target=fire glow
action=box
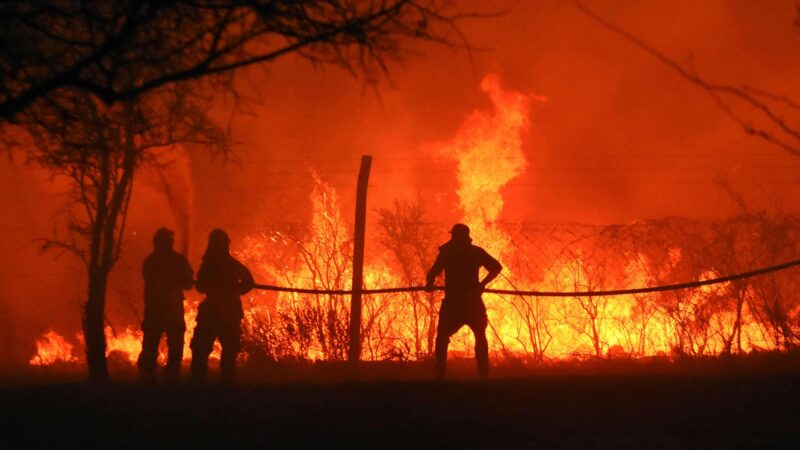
[29,74,800,368]
[29,331,78,366]
[30,302,221,366]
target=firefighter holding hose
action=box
[425,223,502,380]
[190,229,254,385]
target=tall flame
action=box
[27,73,797,369]
[437,73,539,258]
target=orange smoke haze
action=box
[3,1,800,367]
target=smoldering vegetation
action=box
[18,197,800,375]
[235,211,800,365]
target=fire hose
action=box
[252,257,800,298]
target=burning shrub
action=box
[29,331,78,366]
[27,75,800,369]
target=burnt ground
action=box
[1,361,799,449]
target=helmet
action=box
[153,227,174,249]
[450,223,471,242]
[207,228,231,253]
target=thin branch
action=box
[573,0,800,157]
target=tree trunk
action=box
[735,293,743,354]
[591,321,602,359]
[81,101,137,383]
[426,295,437,358]
[84,266,109,384]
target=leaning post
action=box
[348,155,372,363]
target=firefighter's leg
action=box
[218,321,242,385]
[434,333,448,379]
[137,327,161,383]
[435,304,463,380]
[470,324,490,379]
[190,320,215,385]
[165,327,185,384]
[468,302,490,379]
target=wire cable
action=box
[252,257,800,298]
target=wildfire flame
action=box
[29,331,78,365]
[437,73,538,259]
[29,73,796,368]
[30,302,221,367]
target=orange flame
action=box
[29,330,78,365]
[437,73,540,258]
[103,301,220,365]
[29,73,794,368]
[29,301,221,367]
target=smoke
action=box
[0,159,84,364]
[217,0,800,225]
[149,145,194,256]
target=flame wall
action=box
[5,0,800,368]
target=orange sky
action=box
[185,0,800,230]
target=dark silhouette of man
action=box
[190,229,254,385]
[425,223,502,380]
[137,227,194,384]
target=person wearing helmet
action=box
[190,229,254,385]
[138,227,194,384]
[425,223,502,380]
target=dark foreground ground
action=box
[0,376,800,449]
[1,366,799,449]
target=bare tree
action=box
[0,0,477,121]
[735,213,800,352]
[1,0,479,382]
[9,88,228,383]
[242,177,352,361]
[570,2,800,353]
[499,291,553,363]
[376,199,438,359]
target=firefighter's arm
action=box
[181,257,194,291]
[238,263,255,295]
[195,264,209,294]
[479,251,502,290]
[425,253,444,292]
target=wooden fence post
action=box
[348,155,372,363]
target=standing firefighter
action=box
[425,224,502,380]
[138,227,194,384]
[190,229,254,385]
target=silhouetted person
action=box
[425,224,502,380]
[190,229,254,385]
[137,227,194,384]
